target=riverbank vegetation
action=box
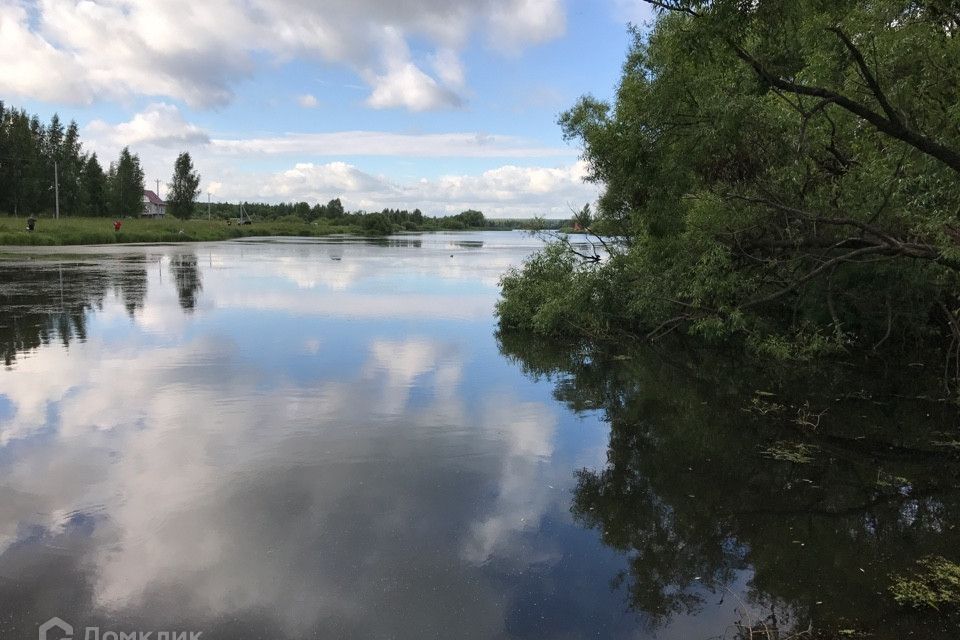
[498,0,960,369]
[0,216,355,245]
[0,212,555,246]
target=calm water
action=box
[1,232,958,639]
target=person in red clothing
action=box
[113,220,122,232]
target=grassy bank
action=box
[0,216,360,246]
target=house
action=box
[142,190,166,218]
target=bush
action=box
[361,213,394,236]
[497,242,625,337]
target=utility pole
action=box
[54,160,60,219]
[207,192,211,219]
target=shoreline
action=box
[0,217,360,247]
[0,216,541,247]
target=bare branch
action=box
[745,245,892,307]
[641,0,700,17]
[828,27,903,126]
[729,42,960,173]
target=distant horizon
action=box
[1,0,655,216]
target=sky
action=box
[1,0,655,217]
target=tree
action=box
[500,0,960,364]
[323,197,345,218]
[108,147,145,217]
[79,153,108,216]
[59,121,83,214]
[41,114,63,214]
[456,209,485,227]
[167,152,201,219]
[361,212,393,235]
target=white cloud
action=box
[487,0,566,53]
[0,3,92,103]
[366,61,462,111]
[81,105,595,216]
[227,160,599,216]
[297,94,319,108]
[363,27,462,111]
[87,103,210,148]
[209,130,569,158]
[260,161,387,199]
[430,48,466,90]
[1,0,567,111]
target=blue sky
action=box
[1,0,654,216]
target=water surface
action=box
[1,232,957,639]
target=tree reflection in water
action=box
[498,331,960,638]
[170,252,203,312]
[1,256,146,366]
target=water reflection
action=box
[498,332,960,638]
[1,259,109,366]
[170,252,202,312]
[1,234,622,639]
[115,256,149,318]
[2,234,956,639]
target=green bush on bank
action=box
[498,1,960,363]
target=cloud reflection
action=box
[0,326,562,637]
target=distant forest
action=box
[0,102,146,218]
[0,102,562,231]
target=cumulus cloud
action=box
[487,0,566,53]
[227,160,599,216]
[81,104,595,216]
[1,0,567,111]
[366,62,462,111]
[363,24,463,111]
[0,3,92,103]
[259,162,388,200]
[87,103,210,148]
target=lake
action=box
[1,232,958,639]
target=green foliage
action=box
[498,243,627,336]
[890,556,960,610]
[361,212,394,236]
[501,1,960,362]
[760,441,818,464]
[167,152,201,219]
[0,105,74,216]
[0,216,356,245]
[107,147,145,217]
[455,209,485,227]
[79,154,108,216]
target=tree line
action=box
[0,102,558,229]
[178,199,555,231]
[499,0,960,367]
[0,102,146,217]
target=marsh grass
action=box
[0,216,359,246]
